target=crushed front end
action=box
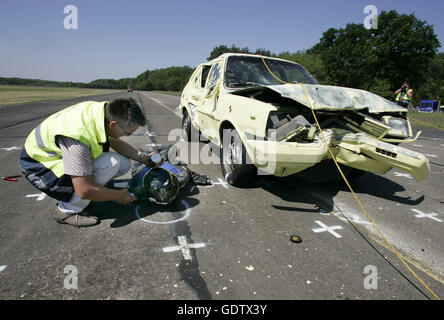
[235,84,430,182]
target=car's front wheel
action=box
[221,128,257,187]
[182,110,192,142]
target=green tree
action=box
[277,50,328,84]
[309,23,374,88]
[207,45,250,61]
[414,52,444,104]
[309,10,440,100]
[371,10,441,90]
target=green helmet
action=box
[131,167,180,205]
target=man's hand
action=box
[71,175,137,205]
[116,189,137,205]
[138,151,163,167]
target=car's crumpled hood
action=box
[232,83,406,114]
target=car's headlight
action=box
[382,116,409,138]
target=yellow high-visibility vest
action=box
[396,89,413,102]
[23,101,108,178]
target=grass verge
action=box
[0,85,122,107]
[407,111,444,130]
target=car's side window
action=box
[206,62,222,91]
[192,67,202,89]
[201,65,211,88]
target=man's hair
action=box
[105,98,146,129]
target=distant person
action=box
[394,81,413,109]
[19,98,159,228]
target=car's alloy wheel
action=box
[221,128,256,187]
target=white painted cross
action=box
[394,172,412,179]
[162,236,206,260]
[411,209,442,223]
[1,146,21,151]
[312,220,343,238]
[26,193,47,201]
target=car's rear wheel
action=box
[221,128,257,187]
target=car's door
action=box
[197,60,223,141]
[185,64,211,128]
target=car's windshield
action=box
[225,55,317,88]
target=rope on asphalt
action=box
[261,57,440,300]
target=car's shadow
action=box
[251,171,424,214]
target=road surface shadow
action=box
[248,170,425,214]
[88,181,201,228]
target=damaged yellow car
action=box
[179,53,430,186]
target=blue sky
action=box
[1,0,443,82]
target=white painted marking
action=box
[411,209,442,223]
[412,144,422,147]
[216,178,230,189]
[312,220,343,238]
[145,131,157,137]
[142,93,181,118]
[200,177,230,189]
[113,182,130,188]
[0,265,6,272]
[162,236,206,260]
[337,212,372,225]
[440,144,444,147]
[26,193,46,201]
[1,146,21,151]
[135,199,191,224]
[425,154,438,158]
[394,172,412,179]
[319,208,330,216]
[145,143,162,148]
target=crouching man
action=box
[19,98,157,228]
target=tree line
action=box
[1,10,442,105]
[0,66,194,92]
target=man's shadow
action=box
[88,180,200,228]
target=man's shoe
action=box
[54,207,99,228]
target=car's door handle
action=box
[250,114,257,120]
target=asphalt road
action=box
[0,91,443,300]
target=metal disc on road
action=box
[290,235,302,243]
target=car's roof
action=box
[208,53,303,66]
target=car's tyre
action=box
[221,128,257,187]
[182,110,192,142]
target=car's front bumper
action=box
[245,131,430,181]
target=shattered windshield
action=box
[225,55,318,88]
